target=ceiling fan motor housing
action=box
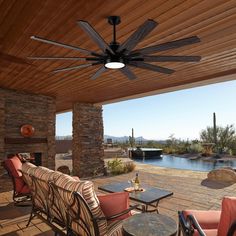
[108,16,121,26]
[105,40,126,69]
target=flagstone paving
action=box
[1,163,235,235]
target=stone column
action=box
[72,103,105,178]
[46,98,56,170]
[0,91,5,174]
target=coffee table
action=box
[98,182,173,213]
[122,213,177,236]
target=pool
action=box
[135,155,236,172]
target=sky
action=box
[56,80,236,140]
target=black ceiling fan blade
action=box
[129,61,174,74]
[53,63,92,73]
[31,36,98,55]
[142,55,201,62]
[28,56,88,61]
[27,56,102,61]
[117,19,158,53]
[132,36,201,55]
[120,66,137,80]
[78,20,114,55]
[91,66,106,80]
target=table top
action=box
[98,182,173,204]
[122,213,177,236]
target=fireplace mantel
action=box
[5,138,47,144]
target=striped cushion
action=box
[34,167,62,182]
[71,198,97,236]
[50,174,76,224]
[32,167,62,211]
[21,162,37,188]
[107,220,124,236]
[21,164,113,235]
[54,175,107,236]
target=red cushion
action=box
[4,156,26,193]
[193,229,217,236]
[4,156,22,178]
[217,197,236,236]
[14,176,27,193]
[20,184,31,194]
[98,192,131,221]
[183,210,221,229]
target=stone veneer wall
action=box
[0,88,56,175]
[72,103,105,178]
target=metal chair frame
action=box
[23,171,139,236]
[178,211,236,236]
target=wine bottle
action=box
[134,173,140,191]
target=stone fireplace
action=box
[0,88,56,175]
[6,152,42,166]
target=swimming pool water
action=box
[135,155,236,172]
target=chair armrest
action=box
[186,214,206,236]
[178,211,193,236]
[227,220,236,236]
[96,204,140,221]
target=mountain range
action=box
[104,135,147,143]
[56,135,166,144]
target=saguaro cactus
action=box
[213,112,218,152]
[129,128,135,148]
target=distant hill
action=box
[56,135,72,140]
[104,135,166,144]
[104,135,147,143]
[56,135,166,144]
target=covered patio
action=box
[1,164,235,235]
[0,0,236,177]
[0,0,236,235]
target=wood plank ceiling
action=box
[0,0,236,112]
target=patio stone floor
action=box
[1,163,236,235]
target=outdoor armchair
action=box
[3,156,31,205]
[178,196,236,236]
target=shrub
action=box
[188,143,203,154]
[163,147,175,154]
[107,158,124,175]
[107,158,135,175]
[124,162,136,172]
[230,148,236,156]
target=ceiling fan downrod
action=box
[108,16,121,50]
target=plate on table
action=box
[124,187,145,192]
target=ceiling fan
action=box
[28,16,201,80]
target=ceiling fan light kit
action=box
[105,60,125,69]
[29,16,201,80]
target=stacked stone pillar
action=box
[0,93,5,174]
[46,99,56,170]
[72,103,105,178]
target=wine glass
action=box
[128,179,134,189]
